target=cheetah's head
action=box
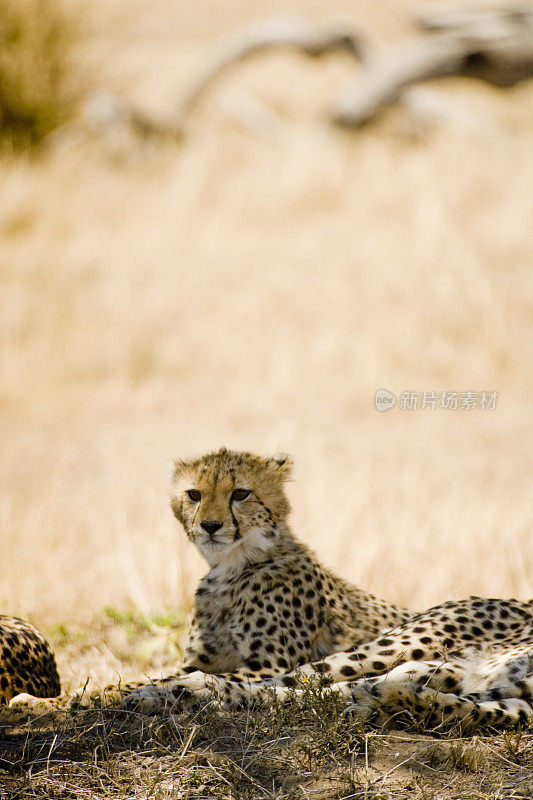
[170,448,293,569]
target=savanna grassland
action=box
[0,0,532,797]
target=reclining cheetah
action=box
[4,448,533,730]
[0,615,60,703]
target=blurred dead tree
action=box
[335,4,533,127]
[83,3,533,140]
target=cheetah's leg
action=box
[122,668,299,714]
[341,659,533,729]
[347,680,533,729]
[121,632,399,713]
[342,658,468,723]
[345,658,464,708]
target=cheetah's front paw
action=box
[123,681,209,715]
[123,672,218,715]
[2,693,62,724]
[344,681,380,721]
[122,684,182,714]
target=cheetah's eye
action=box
[187,489,201,502]
[231,489,250,502]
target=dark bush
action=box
[0,0,82,148]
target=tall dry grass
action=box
[0,0,532,637]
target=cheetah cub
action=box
[120,448,409,714]
[172,448,409,680]
[171,448,409,680]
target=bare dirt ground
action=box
[1,0,532,797]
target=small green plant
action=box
[48,621,89,644]
[502,728,526,762]
[104,605,185,635]
[48,621,71,643]
[448,740,483,772]
[269,675,370,769]
[0,0,83,148]
[104,605,187,660]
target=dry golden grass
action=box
[0,0,532,688]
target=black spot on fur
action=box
[340,665,357,677]
[312,662,331,674]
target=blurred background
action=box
[0,0,532,682]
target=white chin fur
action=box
[197,527,276,573]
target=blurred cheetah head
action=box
[170,448,293,569]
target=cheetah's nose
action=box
[201,520,223,535]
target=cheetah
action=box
[121,448,533,730]
[4,449,533,731]
[0,615,60,703]
[168,449,410,678]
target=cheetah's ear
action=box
[169,458,188,484]
[267,452,294,481]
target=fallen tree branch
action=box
[176,14,368,123]
[334,4,533,126]
[79,15,368,142]
[77,5,533,141]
